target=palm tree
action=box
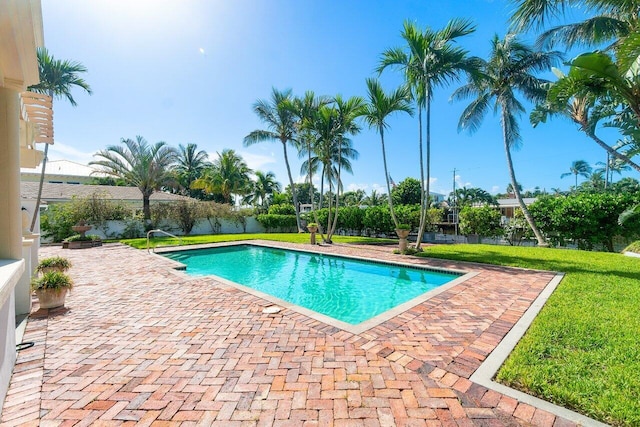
[90,136,177,224]
[193,149,252,205]
[531,68,640,174]
[27,47,92,231]
[292,91,331,232]
[244,88,303,231]
[454,34,561,247]
[363,189,387,207]
[173,143,210,197]
[245,170,281,211]
[510,0,639,60]
[561,160,593,189]
[596,154,632,187]
[378,19,478,249]
[362,78,413,228]
[301,97,363,242]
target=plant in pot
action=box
[307,222,319,245]
[36,256,72,274]
[395,224,411,252]
[31,271,73,309]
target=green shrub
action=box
[256,214,297,232]
[268,204,296,215]
[530,193,640,251]
[459,206,502,237]
[36,257,71,273]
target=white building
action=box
[21,159,107,184]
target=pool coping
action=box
[154,240,478,335]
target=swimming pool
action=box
[164,244,466,327]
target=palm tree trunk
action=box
[282,141,303,232]
[586,129,640,173]
[415,96,431,250]
[415,106,425,236]
[30,89,55,232]
[380,127,399,228]
[502,113,547,247]
[143,192,152,229]
[329,144,343,240]
[29,142,49,232]
[326,172,333,244]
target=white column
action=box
[0,87,22,260]
[0,86,21,413]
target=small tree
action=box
[459,206,502,237]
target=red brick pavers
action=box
[1,241,578,426]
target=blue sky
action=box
[41,0,632,196]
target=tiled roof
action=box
[20,181,192,202]
[20,160,107,177]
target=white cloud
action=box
[491,185,500,194]
[236,150,276,171]
[46,141,96,165]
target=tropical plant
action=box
[363,189,387,207]
[91,136,177,224]
[172,143,210,198]
[341,190,366,207]
[596,155,631,188]
[244,170,281,212]
[561,160,593,189]
[192,149,252,205]
[378,18,478,249]
[454,34,561,247]
[509,0,640,62]
[531,68,640,174]
[300,96,364,243]
[291,91,331,232]
[31,271,73,291]
[244,88,303,231]
[27,47,92,232]
[36,257,72,273]
[362,78,413,228]
[453,187,498,207]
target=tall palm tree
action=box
[245,170,281,211]
[90,136,177,224]
[362,78,413,228]
[193,149,252,205]
[292,91,331,232]
[454,34,561,247]
[173,143,210,197]
[244,88,303,231]
[27,47,92,231]
[561,160,593,189]
[300,98,363,242]
[596,155,631,187]
[378,19,478,249]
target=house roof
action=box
[20,181,192,203]
[496,198,537,208]
[20,159,107,178]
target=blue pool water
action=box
[165,245,459,325]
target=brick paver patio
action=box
[1,241,579,426]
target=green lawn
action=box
[120,232,396,250]
[417,244,640,426]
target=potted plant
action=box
[31,271,73,309]
[307,222,319,245]
[36,256,72,274]
[395,224,411,252]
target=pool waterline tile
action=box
[158,241,477,334]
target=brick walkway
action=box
[1,241,577,426]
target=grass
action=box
[624,240,640,253]
[416,244,640,426]
[120,232,397,250]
